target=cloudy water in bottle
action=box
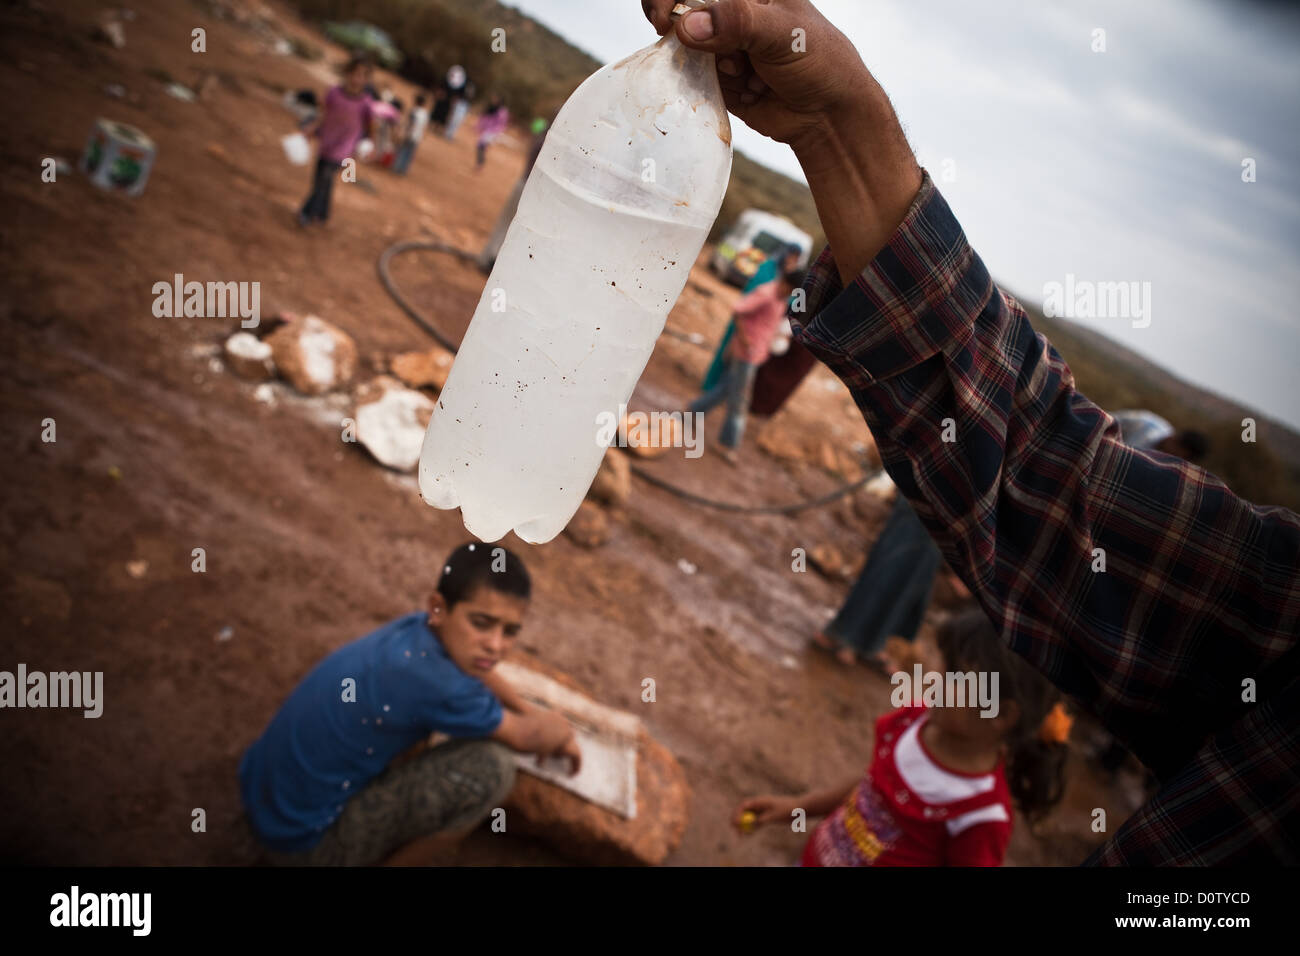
[418,10,732,543]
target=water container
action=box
[418,24,732,543]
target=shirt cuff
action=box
[792,170,994,384]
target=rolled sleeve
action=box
[792,172,992,385]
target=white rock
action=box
[353,377,436,473]
[224,332,275,381]
[864,470,897,502]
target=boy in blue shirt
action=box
[240,542,578,865]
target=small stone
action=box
[223,332,275,381]
[864,470,897,503]
[563,501,609,548]
[390,348,454,391]
[94,18,126,49]
[620,411,680,459]
[587,448,631,507]
[808,544,852,580]
[756,424,806,465]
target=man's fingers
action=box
[716,53,743,76]
[673,0,763,54]
[642,0,675,35]
[717,68,753,94]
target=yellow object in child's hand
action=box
[739,811,757,835]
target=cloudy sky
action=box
[507,0,1300,428]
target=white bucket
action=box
[280,131,312,166]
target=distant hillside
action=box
[289,0,824,245]
[290,0,1298,511]
[1020,301,1300,511]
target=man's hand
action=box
[641,0,922,282]
[643,0,867,149]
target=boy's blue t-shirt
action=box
[239,612,504,852]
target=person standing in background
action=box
[442,65,472,141]
[474,95,510,169]
[688,267,805,459]
[700,243,803,395]
[430,84,451,131]
[813,495,948,668]
[392,93,430,176]
[297,54,375,227]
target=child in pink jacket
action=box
[475,96,509,169]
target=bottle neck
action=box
[670,0,710,18]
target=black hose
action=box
[377,239,479,353]
[377,239,878,515]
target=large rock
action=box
[267,314,357,395]
[223,332,275,381]
[756,422,806,466]
[563,501,609,548]
[816,439,865,480]
[587,448,631,507]
[353,376,435,472]
[499,658,690,866]
[391,347,455,391]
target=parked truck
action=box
[710,209,812,288]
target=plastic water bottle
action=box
[418,16,733,543]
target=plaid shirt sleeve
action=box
[790,170,1300,864]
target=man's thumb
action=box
[674,0,764,54]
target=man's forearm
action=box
[791,96,923,286]
[790,173,1300,783]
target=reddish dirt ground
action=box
[0,0,1142,865]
